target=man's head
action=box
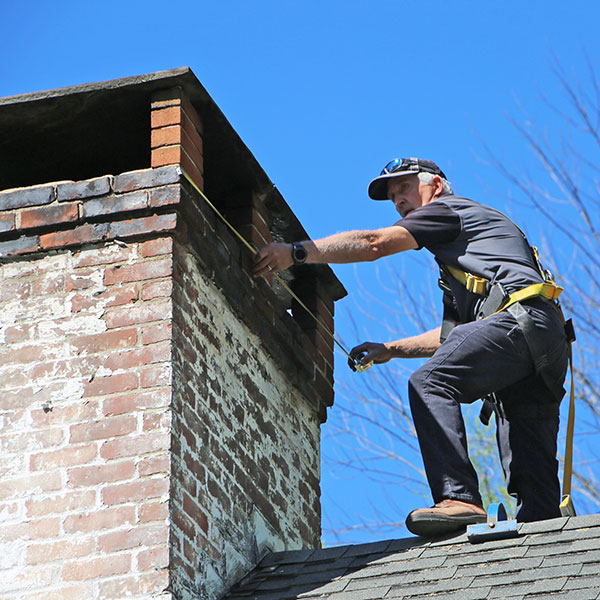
[368,158,453,217]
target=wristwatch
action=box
[291,242,308,265]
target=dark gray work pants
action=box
[408,299,569,522]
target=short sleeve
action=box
[397,201,461,248]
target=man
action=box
[253,158,569,537]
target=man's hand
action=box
[349,342,393,370]
[253,243,293,279]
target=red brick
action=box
[152,145,182,167]
[138,546,169,571]
[182,94,204,135]
[102,389,171,416]
[22,584,93,600]
[84,372,139,397]
[141,364,171,388]
[69,415,137,443]
[100,431,170,460]
[183,492,209,534]
[63,506,135,533]
[103,342,171,371]
[68,459,136,487]
[20,202,80,229]
[151,125,181,148]
[180,152,204,191]
[26,537,95,565]
[40,222,110,250]
[104,299,172,329]
[62,554,131,581]
[101,477,169,505]
[141,236,173,257]
[104,256,172,285]
[30,444,97,471]
[26,490,96,517]
[151,106,181,128]
[142,279,172,300]
[98,523,168,552]
[181,129,204,173]
[139,499,169,523]
[141,322,172,346]
[138,454,170,476]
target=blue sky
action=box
[2,1,599,545]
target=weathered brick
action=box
[141,236,173,257]
[0,212,16,232]
[63,506,136,533]
[56,176,111,201]
[71,328,137,354]
[139,454,170,476]
[26,537,95,565]
[0,234,41,256]
[103,341,171,371]
[100,431,170,460]
[84,372,139,397]
[141,322,172,345]
[0,185,53,210]
[0,471,62,501]
[1,517,61,542]
[26,490,96,517]
[138,546,169,571]
[141,364,171,388]
[69,415,137,443]
[81,191,148,218]
[102,389,171,416]
[62,554,131,581]
[40,222,110,250]
[109,212,178,240]
[104,299,172,329]
[112,166,181,193]
[149,184,181,208]
[29,444,98,472]
[71,285,138,312]
[98,523,168,553]
[138,500,169,524]
[142,279,172,300]
[101,478,169,505]
[20,202,80,229]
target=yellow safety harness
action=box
[443,258,576,516]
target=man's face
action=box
[387,174,431,218]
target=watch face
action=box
[293,243,307,264]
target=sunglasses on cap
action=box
[380,158,447,180]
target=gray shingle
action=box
[224,513,600,600]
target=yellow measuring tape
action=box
[180,171,371,372]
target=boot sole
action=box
[406,512,487,537]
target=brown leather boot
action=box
[406,499,487,537]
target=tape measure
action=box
[181,171,371,373]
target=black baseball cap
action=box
[368,157,448,200]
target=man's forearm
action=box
[384,327,442,358]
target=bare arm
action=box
[350,328,442,368]
[253,226,418,277]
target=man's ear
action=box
[430,175,445,199]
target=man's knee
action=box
[408,367,429,405]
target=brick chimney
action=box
[0,69,346,600]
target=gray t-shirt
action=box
[398,195,544,323]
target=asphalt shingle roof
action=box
[225,514,600,600]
